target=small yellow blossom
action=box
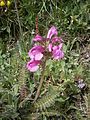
[7,1,11,7]
[0,1,5,6]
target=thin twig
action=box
[14,0,22,38]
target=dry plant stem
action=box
[14,0,22,38]
[14,0,24,55]
[33,61,46,103]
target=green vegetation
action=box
[0,0,89,120]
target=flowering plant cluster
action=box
[27,26,64,72]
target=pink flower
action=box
[28,45,45,60]
[48,43,64,59]
[52,44,64,59]
[52,49,64,60]
[27,26,64,72]
[47,26,58,39]
[33,34,43,42]
[26,60,41,72]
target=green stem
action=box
[33,60,46,103]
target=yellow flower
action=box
[0,1,5,6]
[7,1,11,7]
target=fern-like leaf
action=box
[34,86,60,111]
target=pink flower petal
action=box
[52,44,63,51]
[48,43,52,52]
[52,49,64,60]
[59,43,63,49]
[30,45,45,53]
[29,66,39,72]
[33,34,43,41]
[35,53,43,60]
[26,60,40,72]
[47,26,58,39]
[52,37,62,43]
[53,45,58,51]
[28,45,45,59]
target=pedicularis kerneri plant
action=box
[27,26,64,72]
[26,26,64,102]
